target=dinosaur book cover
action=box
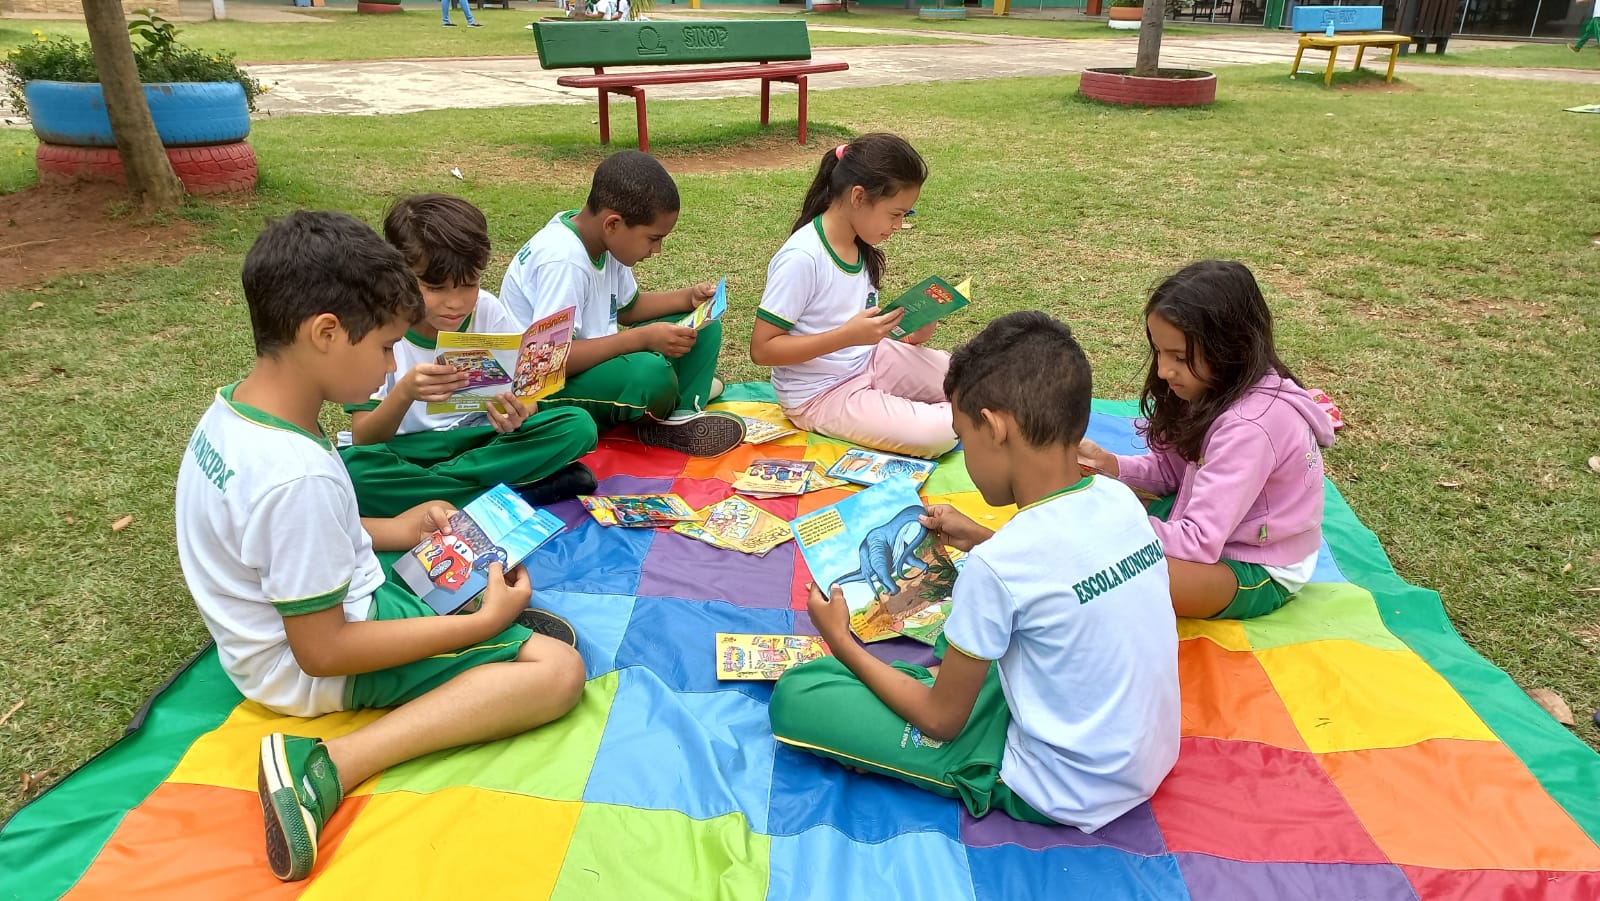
[790,477,963,643]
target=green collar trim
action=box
[404,311,473,350]
[219,382,331,449]
[561,210,606,271]
[813,216,862,275]
[1018,475,1094,512]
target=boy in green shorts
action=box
[769,312,1181,831]
[499,150,745,457]
[176,211,586,882]
[341,194,600,518]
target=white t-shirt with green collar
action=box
[756,217,878,408]
[345,289,516,435]
[499,210,639,337]
[176,385,386,717]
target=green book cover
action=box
[881,275,971,340]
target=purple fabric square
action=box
[1175,854,1419,901]
[961,801,1167,857]
[637,530,797,607]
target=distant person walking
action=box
[1572,0,1600,51]
[443,0,482,27]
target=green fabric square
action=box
[1242,583,1407,652]
[925,451,976,496]
[373,670,620,801]
[553,805,770,900]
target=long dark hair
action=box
[1139,260,1298,462]
[791,133,926,290]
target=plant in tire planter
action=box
[358,0,405,13]
[1079,0,1216,108]
[2,11,264,193]
[1107,0,1143,29]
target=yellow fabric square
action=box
[707,401,807,447]
[1177,618,1251,652]
[302,788,581,899]
[165,701,385,794]
[928,489,1015,531]
[1256,640,1496,753]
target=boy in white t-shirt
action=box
[500,151,744,457]
[770,311,1181,831]
[176,211,585,882]
[341,194,599,518]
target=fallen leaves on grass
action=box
[110,515,133,533]
[1526,688,1575,726]
[1436,480,1462,489]
[0,699,22,728]
[1588,456,1600,475]
[27,301,43,311]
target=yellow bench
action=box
[1290,6,1411,87]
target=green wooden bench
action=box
[532,20,849,152]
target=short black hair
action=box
[242,210,425,357]
[383,194,492,287]
[944,311,1092,448]
[585,150,680,227]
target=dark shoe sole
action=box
[517,608,578,647]
[258,735,316,882]
[516,462,598,507]
[634,411,745,458]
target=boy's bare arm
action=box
[619,283,709,325]
[351,364,469,446]
[361,501,457,553]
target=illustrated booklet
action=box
[393,484,566,615]
[678,277,728,330]
[714,633,830,681]
[825,448,937,489]
[672,496,793,556]
[880,275,971,340]
[790,477,963,643]
[580,494,698,528]
[428,305,577,414]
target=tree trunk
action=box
[80,0,185,209]
[211,0,227,20]
[1134,0,1166,77]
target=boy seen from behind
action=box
[769,311,1181,831]
[176,211,585,882]
[499,151,745,457]
[342,194,599,518]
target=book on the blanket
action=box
[790,477,963,643]
[672,496,793,556]
[393,484,565,615]
[579,493,697,528]
[732,459,815,497]
[677,277,728,330]
[825,448,937,488]
[880,275,970,341]
[740,416,800,445]
[715,633,830,680]
[427,305,577,415]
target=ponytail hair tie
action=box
[834,144,847,161]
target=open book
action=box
[880,276,970,341]
[393,484,565,615]
[428,305,577,415]
[677,277,728,330]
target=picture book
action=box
[393,484,566,616]
[678,278,728,330]
[672,496,793,556]
[880,276,971,341]
[732,459,814,497]
[427,305,577,415]
[579,494,697,528]
[715,633,830,681]
[790,477,962,643]
[740,417,799,445]
[824,448,938,489]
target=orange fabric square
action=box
[1321,740,1600,871]
[1178,638,1307,751]
[679,442,805,482]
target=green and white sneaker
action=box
[258,733,343,882]
[634,409,745,458]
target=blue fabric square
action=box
[1312,540,1348,583]
[614,595,796,700]
[530,516,654,596]
[530,589,636,679]
[766,826,977,901]
[767,743,961,843]
[1085,409,1147,456]
[585,667,776,833]
[968,843,1192,900]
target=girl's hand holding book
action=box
[837,305,905,348]
[1077,438,1119,479]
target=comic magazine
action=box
[678,278,728,330]
[732,460,814,497]
[715,633,830,681]
[393,484,566,615]
[428,305,576,415]
[880,276,970,341]
[579,494,697,528]
[790,477,962,643]
[740,417,799,445]
[672,496,793,556]
[825,448,937,489]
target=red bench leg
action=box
[633,88,649,153]
[761,78,771,127]
[797,75,809,146]
[597,89,610,145]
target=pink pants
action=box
[787,339,957,459]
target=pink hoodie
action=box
[1114,372,1338,567]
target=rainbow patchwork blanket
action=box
[4,385,1598,900]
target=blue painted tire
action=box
[24,81,251,148]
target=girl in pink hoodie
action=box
[1080,261,1338,620]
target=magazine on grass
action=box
[427,305,576,415]
[789,477,963,643]
[393,484,565,615]
[880,276,970,340]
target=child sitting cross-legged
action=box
[341,194,600,518]
[176,211,586,882]
[769,311,1180,831]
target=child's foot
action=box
[517,608,579,647]
[709,377,725,402]
[1572,41,1581,52]
[258,733,343,882]
[469,21,483,27]
[516,462,598,507]
[443,20,457,26]
[635,410,745,457]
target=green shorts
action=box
[342,582,531,710]
[1146,494,1292,621]
[768,655,1055,825]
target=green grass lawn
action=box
[1405,42,1600,69]
[1,64,1597,821]
[688,7,1236,40]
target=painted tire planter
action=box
[1107,6,1143,29]
[918,7,968,18]
[23,81,250,148]
[357,1,404,12]
[36,141,258,195]
[1078,67,1216,107]
[809,1,845,10]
